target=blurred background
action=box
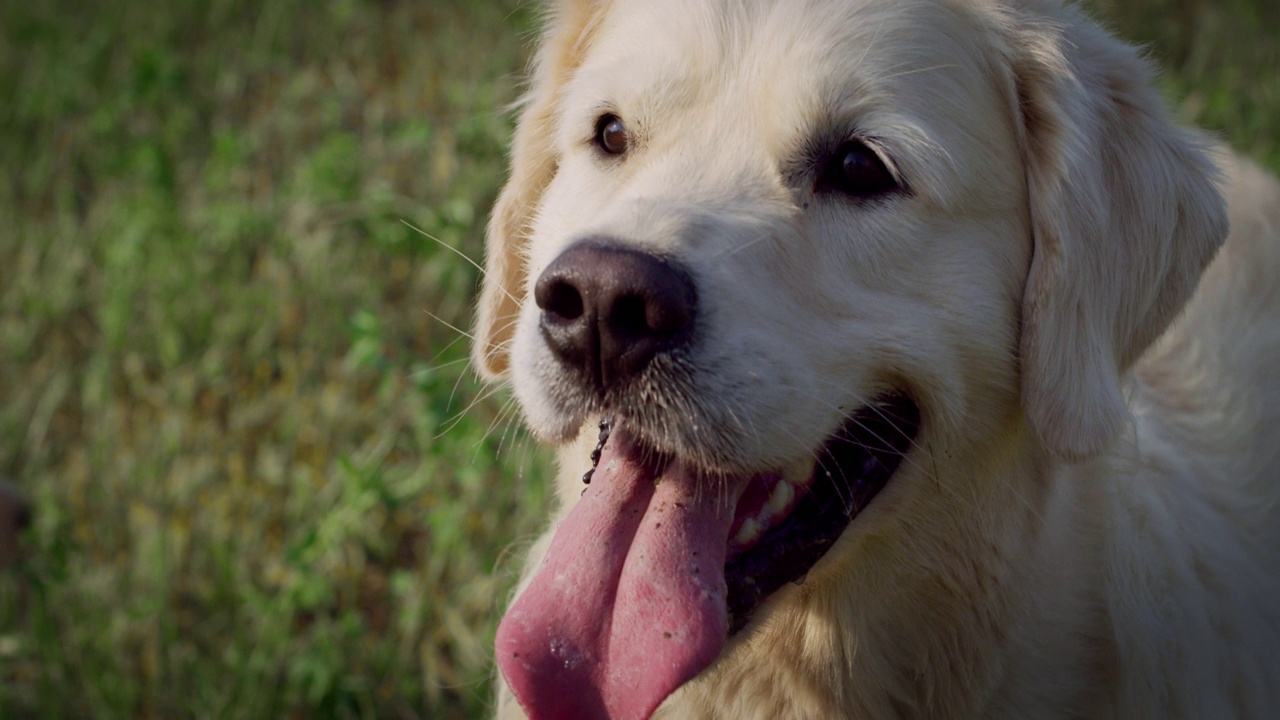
[0,0,1275,717]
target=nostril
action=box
[610,294,651,338]
[540,280,585,322]
[609,290,691,341]
[646,287,693,337]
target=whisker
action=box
[713,228,776,259]
[415,334,468,372]
[853,19,887,72]
[492,396,526,459]
[438,381,508,439]
[407,355,471,379]
[876,63,958,82]
[402,219,521,306]
[424,309,480,344]
[445,356,474,419]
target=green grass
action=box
[0,0,1275,718]
[0,1,552,717]
[1090,0,1280,170]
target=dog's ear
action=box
[473,1,605,380]
[1009,6,1228,460]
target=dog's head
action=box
[474,0,1226,717]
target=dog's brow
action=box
[783,119,856,183]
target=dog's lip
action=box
[723,393,921,633]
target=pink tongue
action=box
[495,433,739,720]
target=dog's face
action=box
[511,0,1029,470]
[475,0,1226,717]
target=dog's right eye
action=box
[816,139,900,199]
[594,114,630,156]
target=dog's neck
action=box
[1062,408,1280,717]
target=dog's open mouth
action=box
[496,394,920,720]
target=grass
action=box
[0,1,552,717]
[0,0,1275,718]
[1092,0,1280,170]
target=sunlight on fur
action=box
[472,0,1280,717]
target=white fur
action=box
[473,0,1280,717]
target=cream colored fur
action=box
[473,0,1280,717]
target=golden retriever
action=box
[471,0,1280,717]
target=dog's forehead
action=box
[588,2,991,99]
[568,0,1016,202]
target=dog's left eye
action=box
[817,140,899,198]
[594,114,630,156]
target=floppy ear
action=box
[1009,5,1228,459]
[472,1,606,380]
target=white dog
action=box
[472,0,1280,717]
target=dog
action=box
[470,0,1280,717]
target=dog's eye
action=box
[594,114,629,156]
[817,140,899,198]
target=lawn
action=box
[0,0,1275,718]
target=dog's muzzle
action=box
[534,239,697,394]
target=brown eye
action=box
[595,114,629,156]
[817,139,900,198]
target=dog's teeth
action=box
[734,518,762,548]
[766,481,794,514]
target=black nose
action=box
[534,240,696,392]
